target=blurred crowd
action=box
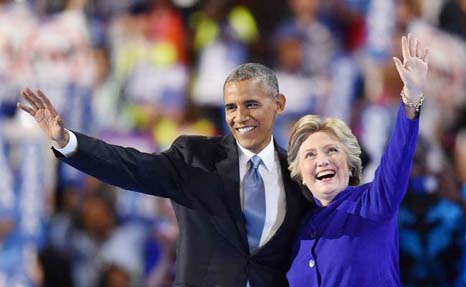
[0,0,465,286]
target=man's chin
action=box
[237,140,253,149]
[236,138,256,150]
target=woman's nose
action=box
[317,155,330,167]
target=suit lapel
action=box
[270,143,301,237]
[213,138,303,254]
[277,144,292,214]
[214,135,249,254]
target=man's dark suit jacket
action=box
[56,132,308,287]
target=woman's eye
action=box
[329,147,338,153]
[305,152,316,159]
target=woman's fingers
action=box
[408,33,416,58]
[403,34,428,66]
[415,39,422,58]
[423,48,429,66]
[393,57,407,83]
[401,36,409,65]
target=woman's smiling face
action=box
[298,131,350,206]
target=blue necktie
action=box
[243,155,266,252]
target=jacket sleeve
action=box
[361,101,419,220]
[55,132,189,203]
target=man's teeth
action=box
[238,127,255,133]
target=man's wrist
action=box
[53,130,78,156]
[56,130,70,148]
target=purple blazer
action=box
[287,102,419,287]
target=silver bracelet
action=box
[401,89,424,112]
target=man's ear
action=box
[275,94,286,115]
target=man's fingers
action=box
[21,89,39,109]
[37,89,57,115]
[22,88,44,109]
[17,103,36,116]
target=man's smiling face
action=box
[224,79,285,154]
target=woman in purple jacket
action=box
[286,33,429,287]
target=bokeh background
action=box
[0,0,465,286]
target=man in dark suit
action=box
[18,63,308,287]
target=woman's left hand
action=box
[393,33,429,102]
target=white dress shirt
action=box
[237,138,287,247]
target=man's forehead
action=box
[223,91,267,106]
[224,78,266,91]
[223,79,270,98]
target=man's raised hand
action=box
[17,88,69,147]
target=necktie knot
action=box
[250,155,262,170]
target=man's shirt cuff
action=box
[52,130,78,157]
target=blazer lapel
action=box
[214,135,249,254]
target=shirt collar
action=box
[237,137,276,172]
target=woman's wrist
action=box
[401,86,424,113]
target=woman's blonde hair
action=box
[288,114,362,186]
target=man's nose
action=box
[235,107,250,122]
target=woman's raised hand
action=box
[393,33,429,102]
